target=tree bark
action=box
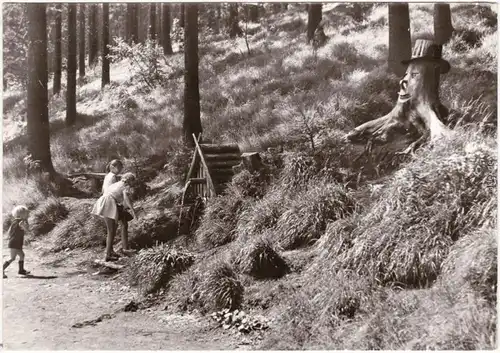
[307,4,322,43]
[179,4,185,28]
[27,3,55,173]
[162,3,173,55]
[434,4,454,45]
[388,3,412,77]
[126,3,133,43]
[346,60,451,153]
[89,4,99,67]
[79,4,86,77]
[229,3,243,38]
[53,3,62,95]
[248,4,259,22]
[66,3,77,126]
[101,3,110,88]
[149,3,156,41]
[183,4,202,146]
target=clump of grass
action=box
[274,180,357,250]
[236,236,289,279]
[440,226,497,303]
[50,200,107,251]
[128,208,183,249]
[127,244,194,295]
[29,197,69,238]
[201,261,244,311]
[195,186,252,249]
[278,152,320,191]
[236,186,290,242]
[338,132,497,288]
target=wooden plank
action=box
[211,169,234,178]
[205,153,241,162]
[199,144,240,154]
[184,134,202,185]
[188,178,207,184]
[67,172,107,179]
[206,160,242,169]
[193,133,217,198]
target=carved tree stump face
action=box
[346,59,449,147]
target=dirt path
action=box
[2,247,252,350]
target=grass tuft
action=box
[29,197,69,238]
[236,236,289,279]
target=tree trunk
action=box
[53,3,62,95]
[434,4,454,45]
[229,3,243,38]
[162,3,173,55]
[248,4,259,22]
[132,4,139,43]
[346,60,451,153]
[183,4,202,146]
[27,3,55,173]
[307,4,322,43]
[79,4,86,77]
[66,3,77,126]
[89,4,99,67]
[157,4,162,46]
[388,3,412,77]
[149,3,156,41]
[179,3,185,28]
[101,3,110,88]
[352,3,363,22]
[126,3,133,43]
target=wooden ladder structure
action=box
[182,134,241,203]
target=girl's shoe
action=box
[3,273,7,278]
[105,255,120,262]
[18,269,31,275]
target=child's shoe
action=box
[3,273,7,278]
[18,260,30,275]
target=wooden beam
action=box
[193,133,217,197]
[199,144,240,154]
[94,259,124,270]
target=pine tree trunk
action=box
[179,4,185,28]
[307,4,322,43]
[229,3,242,38]
[53,3,62,95]
[388,3,412,77]
[101,3,110,88]
[162,3,173,55]
[434,4,453,45]
[248,4,259,22]
[149,4,156,41]
[132,4,139,43]
[183,3,202,146]
[158,3,163,46]
[66,3,77,126]
[89,4,99,67]
[27,3,55,173]
[126,3,133,43]
[79,4,86,77]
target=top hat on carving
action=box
[401,39,451,74]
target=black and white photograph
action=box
[2,1,497,350]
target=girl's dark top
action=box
[7,218,25,249]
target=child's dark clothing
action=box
[7,218,25,250]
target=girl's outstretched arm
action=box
[122,191,137,219]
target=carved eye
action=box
[410,73,418,78]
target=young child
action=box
[92,172,137,261]
[3,205,31,278]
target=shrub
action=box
[127,244,194,295]
[236,237,289,279]
[195,187,252,249]
[274,180,357,250]
[128,208,184,249]
[50,200,107,251]
[29,197,69,238]
[440,226,497,303]
[201,261,244,311]
[338,133,497,288]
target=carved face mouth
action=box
[398,76,411,102]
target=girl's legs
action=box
[104,217,117,260]
[3,249,18,277]
[120,220,129,252]
[18,250,29,275]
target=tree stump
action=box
[233,152,264,174]
[346,40,452,154]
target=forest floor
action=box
[2,246,257,350]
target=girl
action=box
[103,159,123,193]
[3,205,31,278]
[92,172,137,261]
